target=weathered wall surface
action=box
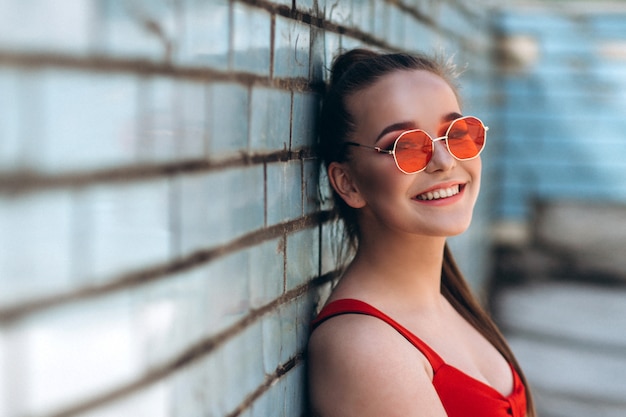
[0,1,495,416]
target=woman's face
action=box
[336,69,482,239]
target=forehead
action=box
[346,70,460,132]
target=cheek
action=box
[465,158,482,200]
[353,159,403,197]
[470,158,482,184]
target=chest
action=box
[404,310,514,397]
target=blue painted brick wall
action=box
[0,1,496,416]
[494,4,626,222]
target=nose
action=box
[424,138,456,173]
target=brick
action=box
[249,87,292,152]
[219,322,265,414]
[251,373,283,416]
[303,159,320,215]
[12,294,137,416]
[175,80,209,160]
[266,160,303,225]
[77,381,168,417]
[250,389,270,417]
[296,290,318,351]
[340,35,366,53]
[372,0,387,41]
[131,267,209,367]
[261,310,282,376]
[272,0,292,7]
[98,0,177,60]
[273,17,311,79]
[262,301,297,374]
[136,77,178,163]
[35,70,139,172]
[204,348,226,416]
[326,0,352,27]
[283,363,306,417]
[352,0,374,34]
[404,18,437,53]
[232,3,271,75]
[295,0,317,14]
[170,356,209,417]
[291,92,319,150]
[0,69,21,171]
[136,77,206,163]
[177,0,229,69]
[277,300,298,367]
[177,166,265,255]
[0,191,73,305]
[249,238,285,309]
[436,2,473,40]
[320,221,344,276]
[206,82,250,157]
[315,0,328,18]
[309,26,326,82]
[80,179,171,281]
[324,32,342,81]
[0,330,27,416]
[0,0,92,53]
[261,297,309,378]
[385,5,406,48]
[0,344,5,415]
[286,227,319,291]
[206,251,250,333]
[254,362,307,417]
[239,407,254,417]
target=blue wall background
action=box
[493,3,626,222]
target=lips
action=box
[415,184,461,201]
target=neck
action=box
[337,230,448,311]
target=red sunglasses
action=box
[344,116,488,174]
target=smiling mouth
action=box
[416,185,461,201]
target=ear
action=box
[327,162,366,209]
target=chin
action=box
[428,216,474,237]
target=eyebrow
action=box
[374,112,464,143]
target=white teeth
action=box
[417,185,460,201]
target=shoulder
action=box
[308,313,447,417]
[309,312,409,368]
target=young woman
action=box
[308,49,535,417]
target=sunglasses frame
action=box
[344,116,488,174]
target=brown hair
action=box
[317,48,536,417]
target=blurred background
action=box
[1,0,626,416]
[485,1,626,416]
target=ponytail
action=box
[441,244,536,417]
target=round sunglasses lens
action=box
[447,117,485,159]
[394,131,432,173]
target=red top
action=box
[311,299,527,417]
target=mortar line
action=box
[0,148,316,195]
[33,272,336,417]
[225,352,303,417]
[0,211,332,325]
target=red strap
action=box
[312,299,445,370]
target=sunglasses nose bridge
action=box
[428,135,458,167]
[431,136,449,155]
